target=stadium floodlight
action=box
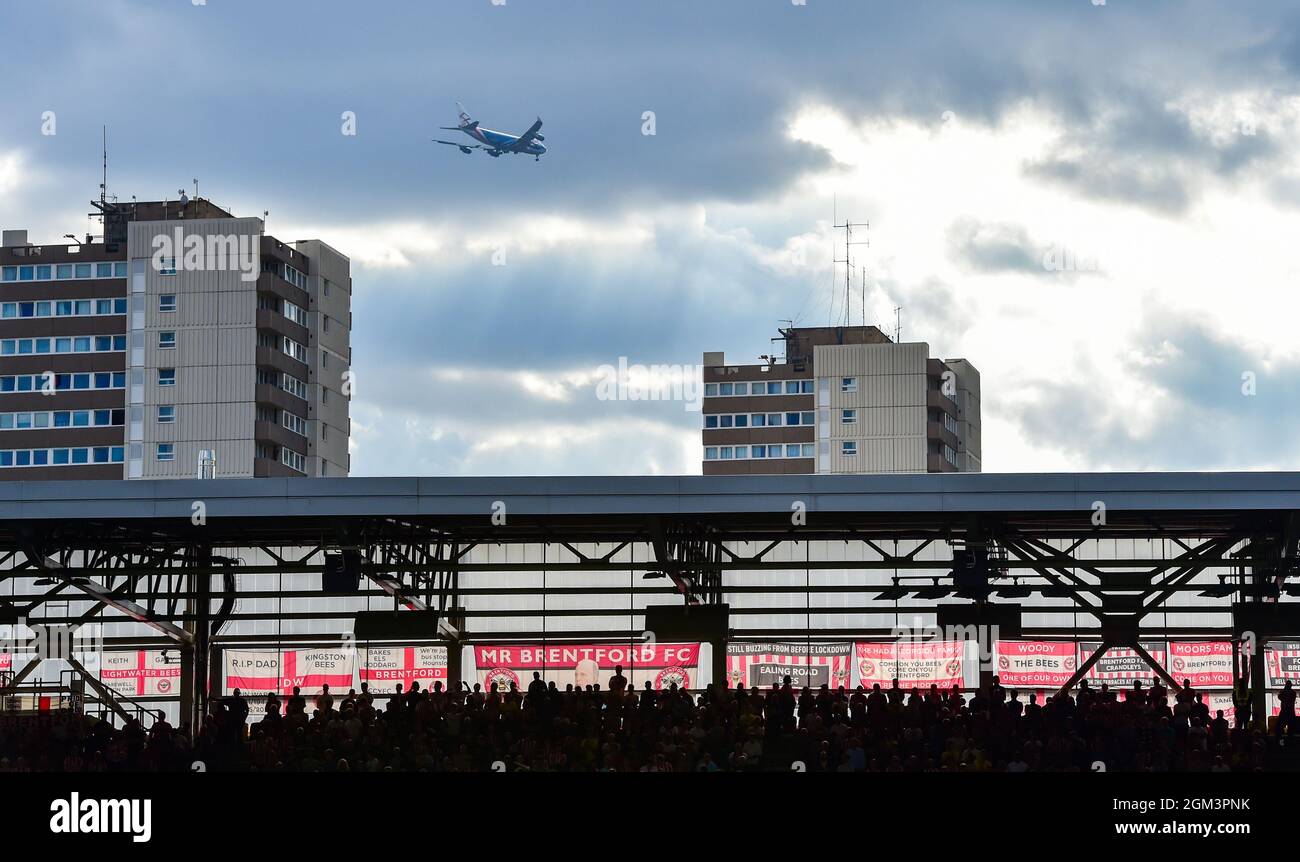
[872,586,908,601]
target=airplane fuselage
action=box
[466,125,547,156]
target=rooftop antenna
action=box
[99,126,107,210]
[193,177,199,199]
[894,306,903,343]
[833,214,869,327]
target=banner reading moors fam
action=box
[473,643,700,692]
[725,642,853,690]
[854,641,964,690]
[1167,642,1234,689]
[993,641,1077,689]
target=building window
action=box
[280,447,306,473]
[159,368,176,386]
[704,447,718,460]
[841,377,857,393]
[322,315,330,333]
[157,257,177,276]
[159,294,177,312]
[704,383,718,397]
[158,406,176,424]
[158,331,176,349]
[281,336,308,363]
[842,409,857,424]
[842,441,858,456]
[157,443,175,462]
[282,411,306,437]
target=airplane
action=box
[433,102,547,161]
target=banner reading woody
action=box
[358,646,448,695]
[473,643,699,692]
[1167,642,1234,689]
[725,642,853,690]
[854,641,964,690]
[993,641,1077,689]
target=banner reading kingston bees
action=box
[854,641,964,690]
[993,641,1077,688]
[358,646,448,695]
[98,650,182,698]
[223,648,356,698]
[472,643,699,692]
[1266,641,1300,687]
[725,642,852,690]
[1079,642,1167,688]
[1167,642,1234,689]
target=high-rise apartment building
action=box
[0,197,351,479]
[702,326,980,475]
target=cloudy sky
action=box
[3,0,1299,476]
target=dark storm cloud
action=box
[946,218,1048,276]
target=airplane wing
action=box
[508,117,544,152]
[433,139,482,148]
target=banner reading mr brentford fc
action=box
[725,642,852,690]
[1167,642,1234,689]
[358,646,448,695]
[855,641,964,690]
[223,649,355,698]
[993,641,1076,688]
[99,650,182,698]
[473,643,699,692]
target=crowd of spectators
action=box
[1,672,1295,772]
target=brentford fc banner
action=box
[99,650,182,698]
[1266,641,1300,686]
[1167,642,1234,689]
[994,641,1077,688]
[359,646,448,695]
[473,643,699,692]
[855,641,964,690]
[0,652,10,672]
[223,649,356,697]
[725,642,853,690]
[1079,642,1167,687]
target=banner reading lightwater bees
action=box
[98,650,182,698]
[725,642,853,690]
[472,643,699,692]
[358,646,448,695]
[993,641,1077,688]
[854,641,964,690]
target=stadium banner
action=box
[1266,641,1300,687]
[0,651,10,672]
[1167,641,1234,689]
[725,642,853,690]
[993,640,1077,688]
[358,645,448,695]
[472,642,699,691]
[854,641,964,690]
[1078,642,1167,687]
[98,650,182,698]
[223,648,356,698]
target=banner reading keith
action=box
[473,643,699,692]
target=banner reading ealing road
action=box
[855,641,964,690]
[473,643,700,692]
[725,642,853,690]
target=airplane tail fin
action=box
[455,100,473,127]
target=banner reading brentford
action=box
[1266,641,1300,687]
[358,646,448,695]
[99,650,182,698]
[725,642,852,690]
[854,641,964,690]
[472,643,699,692]
[1079,642,1167,687]
[1167,642,1234,689]
[993,641,1077,688]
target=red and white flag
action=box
[994,641,1077,688]
[359,646,448,694]
[1167,642,1234,689]
[855,641,964,690]
[1079,642,1167,687]
[99,650,182,698]
[725,642,852,690]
